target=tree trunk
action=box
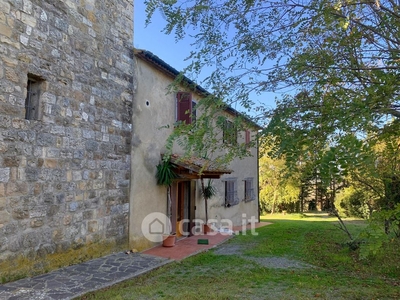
[300,185,304,212]
[200,178,208,224]
[271,189,277,214]
[167,185,171,233]
[201,178,208,224]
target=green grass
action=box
[78,213,400,299]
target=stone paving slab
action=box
[0,252,171,300]
[0,223,271,300]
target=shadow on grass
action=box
[232,213,399,281]
[78,213,400,300]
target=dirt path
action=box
[213,243,315,269]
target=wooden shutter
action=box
[245,178,254,201]
[225,181,233,205]
[177,92,192,124]
[245,130,251,145]
[225,180,238,206]
[25,79,41,120]
[245,179,249,200]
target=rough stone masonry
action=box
[0,0,134,280]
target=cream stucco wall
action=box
[129,58,176,250]
[194,125,259,228]
[130,55,259,250]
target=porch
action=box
[142,222,271,260]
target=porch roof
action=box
[170,154,232,179]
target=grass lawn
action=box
[78,213,400,299]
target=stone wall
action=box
[0,0,133,281]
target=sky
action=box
[134,2,196,75]
[133,2,277,115]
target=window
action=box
[25,75,43,120]
[245,130,251,148]
[176,92,194,124]
[224,178,239,207]
[244,178,255,202]
[223,120,237,145]
[192,100,197,123]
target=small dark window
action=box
[192,101,197,123]
[223,120,237,145]
[245,130,251,148]
[25,76,42,120]
[224,178,239,207]
[176,92,193,124]
[244,178,255,202]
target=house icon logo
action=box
[141,212,171,243]
[149,218,164,235]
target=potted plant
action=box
[156,157,177,246]
[200,178,217,234]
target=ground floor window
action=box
[224,178,239,207]
[244,177,255,202]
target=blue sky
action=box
[133,2,277,114]
[134,2,195,74]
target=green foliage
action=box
[358,221,387,259]
[201,179,216,200]
[357,203,400,258]
[335,186,373,219]
[162,93,255,170]
[146,0,400,178]
[146,0,400,255]
[259,142,301,213]
[155,159,177,186]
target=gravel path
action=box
[213,244,315,269]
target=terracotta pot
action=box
[203,224,212,234]
[162,234,176,247]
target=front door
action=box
[171,181,196,236]
[177,181,190,236]
[177,180,201,236]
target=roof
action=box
[170,154,232,179]
[134,48,262,130]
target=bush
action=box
[335,186,372,219]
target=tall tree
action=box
[145,0,400,168]
[259,142,301,213]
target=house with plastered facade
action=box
[130,49,261,250]
[0,0,260,281]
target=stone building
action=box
[0,0,134,281]
[0,0,261,282]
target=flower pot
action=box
[162,234,176,247]
[203,224,212,234]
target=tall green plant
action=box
[155,158,177,234]
[200,178,217,224]
[155,159,177,186]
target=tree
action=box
[145,1,400,249]
[259,143,300,213]
[335,185,375,218]
[155,158,177,234]
[145,0,400,170]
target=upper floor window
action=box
[25,75,43,120]
[244,177,255,202]
[223,120,237,145]
[176,92,195,124]
[245,130,251,148]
